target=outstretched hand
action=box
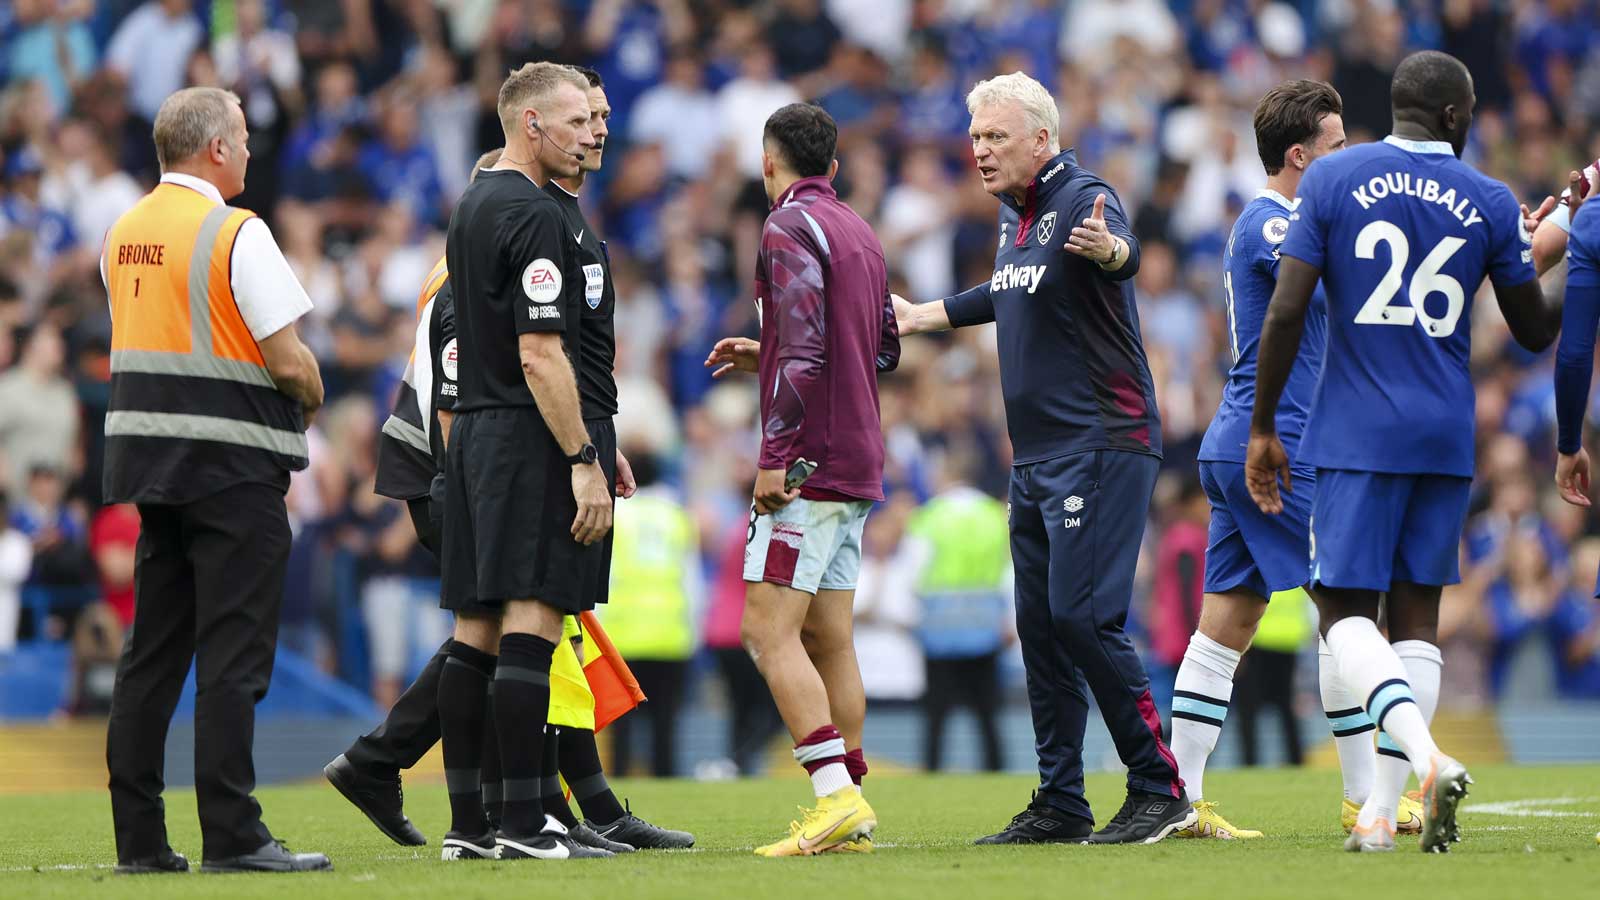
[1065,193,1116,264]
[705,337,760,378]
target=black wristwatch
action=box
[566,442,599,466]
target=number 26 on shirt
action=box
[1352,219,1467,338]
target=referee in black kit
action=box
[433,61,611,862]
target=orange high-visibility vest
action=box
[102,183,308,505]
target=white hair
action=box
[966,72,1060,153]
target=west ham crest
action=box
[1037,211,1056,245]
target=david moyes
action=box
[894,72,1192,845]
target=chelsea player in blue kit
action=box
[1172,80,1429,841]
[1247,52,1562,853]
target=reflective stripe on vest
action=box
[106,201,308,460]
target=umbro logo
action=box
[1063,496,1084,513]
[1148,803,1168,814]
[1036,819,1059,831]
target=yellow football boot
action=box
[754,789,877,857]
[824,833,875,854]
[1341,793,1425,835]
[1172,801,1263,839]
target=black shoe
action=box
[440,830,499,861]
[324,754,426,847]
[568,823,636,854]
[115,849,189,874]
[975,792,1095,844]
[497,818,613,860]
[1082,790,1196,845]
[201,840,332,873]
[585,800,695,849]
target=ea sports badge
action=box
[440,338,458,381]
[1263,216,1290,244]
[522,258,562,303]
[1038,211,1057,245]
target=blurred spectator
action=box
[1487,526,1564,699]
[1233,588,1314,767]
[11,464,90,587]
[853,494,922,704]
[1062,0,1179,71]
[701,516,782,775]
[6,0,96,116]
[214,0,304,132]
[630,46,719,183]
[0,323,80,491]
[880,144,956,301]
[88,502,138,630]
[716,39,802,182]
[601,450,700,777]
[2,146,81,281]
[64,123,143,251]
[907,456,1011,772]
[0,493,33,652]
[358,93,444,226]
[1552,537,1600,699]
[104,0,202,124]
[1146,477,1209,713]
[766,0,842,83]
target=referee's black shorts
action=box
[441,408,615,615]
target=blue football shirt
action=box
[1280,136,1535,477]
[1199,189,1327,464]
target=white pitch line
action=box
[1463,797,1600,818]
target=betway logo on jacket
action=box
[991,262,1048,295]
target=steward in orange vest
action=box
[102,87,330,876]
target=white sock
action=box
[808,763,853,798]
[1326,618,1440,786]
[1319,634,1375,805]
[1169,631,1241,803]
[1362,640,1445,827]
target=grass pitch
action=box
[2,764,1596,899]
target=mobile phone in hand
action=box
[785,458,818,492]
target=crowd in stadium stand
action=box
[3,0,1600,745]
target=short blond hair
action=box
[966,72,1060,153]
[153,87,243,169]
[497,63,589,137]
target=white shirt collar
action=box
[159,172,224,205]
[1383,135,1455,156]
[547,180,580,198]
[1256,188,1295,210]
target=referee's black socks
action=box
[495,632,557,836]
[438,639,496,836]
[559,727,627,824]
[540,728,580,829]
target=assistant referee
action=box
[102,87,328,874]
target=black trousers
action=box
[608,659,688,777]
[923,653,1004,772]
[106,480,291,861]
[345,497,445,773]
[1234,648,1303,767]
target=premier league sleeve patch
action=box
[1263,216,1290,244]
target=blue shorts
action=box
[1200,461,1314,599]
[1309,469,1472,591]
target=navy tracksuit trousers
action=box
[1008,449,1184,823]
